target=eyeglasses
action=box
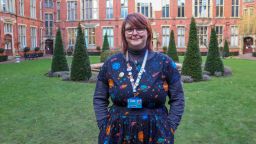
[125,28,146,35]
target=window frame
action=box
[177,26,186,48]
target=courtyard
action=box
[0,56,256,144]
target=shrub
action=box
[96,46,101,51]
[70,24,92,81]
[34,47,40,52]
[100,50,120,62]
[252,52,256,57]
[102,33,110,52]
[204,28,224,75]
[162,46,167,54]
[51,28,69,72]
[223,40,230,58]
[167,30,179,62]
[181,17,202,81]
[0,48,4,54]
[23,47,30,53]
[0,55,8,62]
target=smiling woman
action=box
[93,13,185,144]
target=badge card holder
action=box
[127,97,142,109]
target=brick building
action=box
[0,0,255,56]
[0,0,43,56]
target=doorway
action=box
[243,37,253,54]
[45,39,53,55]
[4,34,12,55]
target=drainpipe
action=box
[15,0,19,55]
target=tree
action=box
[51,28,69,72]
[223,40,230,58]
[70,24,92,81]
[204,28,224,75]
[102,33,110,52]
[167,30,179,62]
[181,17,202,81]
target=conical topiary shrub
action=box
[167,30,179,62]
[51,29,69,72]
[223,40,230,58]
[70,24,92,81]
[102,33,110,52]
[204,28,224,75]
[181,17,202,81]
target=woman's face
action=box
[124,23,148,50]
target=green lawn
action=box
[0,56,255,144]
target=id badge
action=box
[127,97,142,109]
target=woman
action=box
[94,13,184,144]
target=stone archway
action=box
[4,34,12,55]
[243,37,253,54]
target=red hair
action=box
[121,13,153,52]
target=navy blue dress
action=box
[95,51,184,144]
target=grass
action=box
[0,56,255,144]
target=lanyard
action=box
[126,49,148,94]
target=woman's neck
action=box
[127,47,147,56]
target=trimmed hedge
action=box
[253,52,256,57]
[100,50,120,62]
[0,55,8,62]
[70,24,92,81]
[181,17,203,81]
[204,28,224,75]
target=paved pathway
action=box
[233,53,256,60]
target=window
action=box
[30,27,37,49]
[215,26,223,47]
[40,28,43,48]
[4,23,12,33]
[40,1,42,20]
[67,1,77,21]
[121,0,128,18]
[103,27,114,48]
[178,0,185,17]
[216,0,223,17]
[30,0,36,18]
[18,25,26,49]
[19,0,24,16]
[84,28,96,48]
[232,0,239,17]
[194,0,211,17]
[137,2,152,18]
[106,0,113,19]
[68,28,77,50]
[45,0,53,8]
[230,26,238,47]
[56,2,60,20]
[81,0,99,20]
[45,13,53,36]
[162,26,170,47]
[249,7,254,16]
[1,0,15,13]
[243,8,248,16]
[197,26,208,47]
[162,0,169,18]
[177,26,185,47]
